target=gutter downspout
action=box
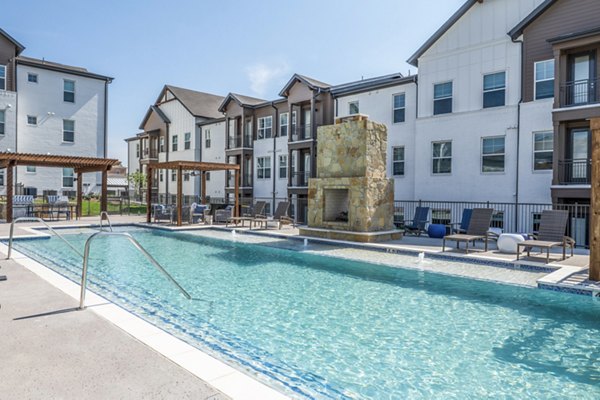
[103,80,110,158]
[512,36,524,231]
[271,102,278,210]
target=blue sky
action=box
[2,0,464,165]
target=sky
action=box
[1,0,465,166]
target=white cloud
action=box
[246,61,290,97]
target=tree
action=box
[127,171,146,201]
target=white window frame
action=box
[279,155,287,179]
[27,73,38,83]
[0,65,5,90]
[159,137,165,152]
[63,79,75,103]
[257,116,273,139]
[483,71,506,109]
[432,141,452,175]
[392,93,406,124]
[348,101,359,115]
[481,136,506,174]
[280,113,289,137]
[0,170,4,186]
[63,119,75,143]
[392,146,405,177]
[135,143,140,157]
[171,170,177,182]
[172,135,178,152]
[159,170,164,182]
[533,131,554,172]
[26,166,36,174]
[257,156,271,179]
[433,82,453,115]
[27,115,37,126]
[62,168,74,188]
[0,110,5,135]
[204,129,211,148]
[184,132,191,150]
[534,60,555,100]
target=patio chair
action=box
[442,208,494,254]
[516,210,574,264]
[13,195,34,219]
[403,207,430,236]
[253,201,294,230]
[448,208,472,234]
[153,204,172,223]
[227,201,266,227]
[190,203,208,224]
[214,205,234,224]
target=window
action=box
[0,171,4,186]
[392,146,405,176]
[205,129,211,148]
[257,116,273,139]
[27,115,37,126]
[483,72,506,108]
[434,82,452,115]
[184,173,190,181]
[393,94,406,123]
[533,131,553,171]
[63,120,75,143]
[432,141,452,174]
[172,135,178,151]
[206,172,210,181]
[279,155,287,179]
[64,80,75,103]
[280,113,289,137]
[432,209,451,225]
[171,170,176,181]
[184,132,191,150]
[491,211,504,229]
[159,170,164,182]
[349,101,359,115]
[28,73,38,83]
[62,168,74,187]
[535,60,555,100]
[0,65,5,90]
[159,137,164,152]
[136,143,140,157]
[257,156,271,179]
[0,110,4,135]
[26,166,36,173]
[481,136,505,173]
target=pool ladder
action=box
[99,211,112,232]
[5,217,191,309]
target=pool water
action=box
[12,228,600,399]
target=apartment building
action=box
[0,28,112,195]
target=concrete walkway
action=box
[0,258,228,400]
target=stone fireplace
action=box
[299,116,401,242]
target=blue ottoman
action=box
[427,224,446,239]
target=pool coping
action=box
[0,239,290,400]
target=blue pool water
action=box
[12,227,600,399]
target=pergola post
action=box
[177,166,183,226]
[146,167,152,223]
[76,172,83,219]
[201,171,207,204]
[6,162,14,223]
[590,118,600,281]
[100,167,108,215]
[234,168,239,218]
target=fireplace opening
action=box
[323,189,349,222]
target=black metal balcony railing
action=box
[290,171,310,187]
[560,78,599,107]
[227,136,253,149]
[558,159,591,184]
[291,125,312,142]
[142,148,158,159]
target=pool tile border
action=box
[0,242,290,400]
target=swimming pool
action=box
[11,227,600,399]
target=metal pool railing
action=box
[99,211,113,232]
[78,231,191,309]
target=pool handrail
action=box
[99,211,113,232]
[6,217,84,260]
[79,231,191,309]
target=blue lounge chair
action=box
[404,206,430,236]
[450,208,472,234]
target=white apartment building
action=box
[0,28,112,196]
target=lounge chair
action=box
[442,208,494,253]
[253,202,294,230]
[214,205,234,224]
[227,201,265,227]
[516,210,574,263]
[403,206,430,236]
[448,208,472,234]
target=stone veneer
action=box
[301,117,399,242]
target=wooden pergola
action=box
[0,152,120,223]
[147,161,241,226]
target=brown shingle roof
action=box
[164,85,224,119]
[16,56,113,81]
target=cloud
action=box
[246,61,290,97]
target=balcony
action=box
[557,159,591,185]
[227,136,253,150]
[291,125,312,142]
[141,148,158,161]
[290,171,310,187]
[560,78,600,107]
[227,173,253,188]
